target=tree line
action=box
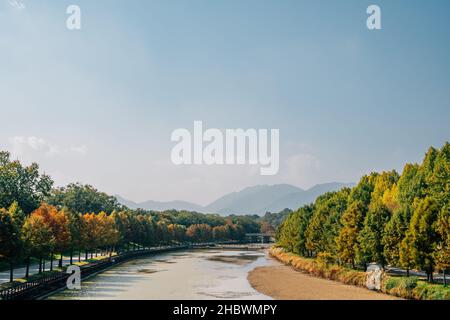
[0,151,262,283]
[277,143,449,282]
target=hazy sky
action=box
[1,0,449,205]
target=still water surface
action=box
[49,249,276,300]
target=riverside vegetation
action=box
[0,151,268,285]
[276,143,449,300]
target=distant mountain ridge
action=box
[114,195,203,212]
[116,182,354,216]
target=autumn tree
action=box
[21,213,55,274]
[186,224,213,243]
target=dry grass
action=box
[270,247,450,300]
[270,247,366,288]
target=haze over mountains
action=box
[116,182,355,216]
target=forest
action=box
[0,151,264,282]
[277,143,449,283]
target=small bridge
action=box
[245,233,274,244]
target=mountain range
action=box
[116,182,355,216]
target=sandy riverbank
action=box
[248,265,400,300]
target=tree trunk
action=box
[9,261,14,283]
[78,251,81,262]
[25,257,30,278]
[91,251,93,259]
[444,271,447,287]
[430,270,434,283]
[85,250,88,260]
[50,253,54,271]
[39,257,42,274]
[42,259,45,272]
[406,269,410,277]
[59,253,63,268]
[70,251,73,265]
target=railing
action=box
[0,245,189,301]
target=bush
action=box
[413,281,450,300]
[385,277,400,291]
[401,277,418,290]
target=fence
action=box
[0,245,189,300]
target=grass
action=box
[270,247,450,300]
[270,247,367,288]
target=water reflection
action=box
[49,249,275,300]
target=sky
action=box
[0,0,449,205]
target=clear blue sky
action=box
[1,0,449,205]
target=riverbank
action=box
[248,265,398,300]
[0,245,190,300]
[258,247,450,300]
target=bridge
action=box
[244,233,275,244]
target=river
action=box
[48,249,276,300]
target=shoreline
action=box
[248,253,400,300]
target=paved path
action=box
[0,253,106,284]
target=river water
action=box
[48,249,276,300]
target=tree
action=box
[358,171,399,268]
[81,213,99,258]
[47,183,123,214]
[408,197,440,281]
[383,209,408,267]
[434,203,450,286]
[212,225,229,241]
[428,143,449,208]
[66,210,84,263]
[399,230,414,277]
[30,204,71,270]
[277,205,314,256]
[0,151,53,215]
[337,201,365,268]
[186,224,213,243]
[260,221,276,235]
[262,208,292,229]
[305,189,349,259]
[0,206,22,282]
[358,202,391,267]
[54,209,71,267]
[396,163,424,216]
[21,212,55,274]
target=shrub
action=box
[413,281,450,300]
